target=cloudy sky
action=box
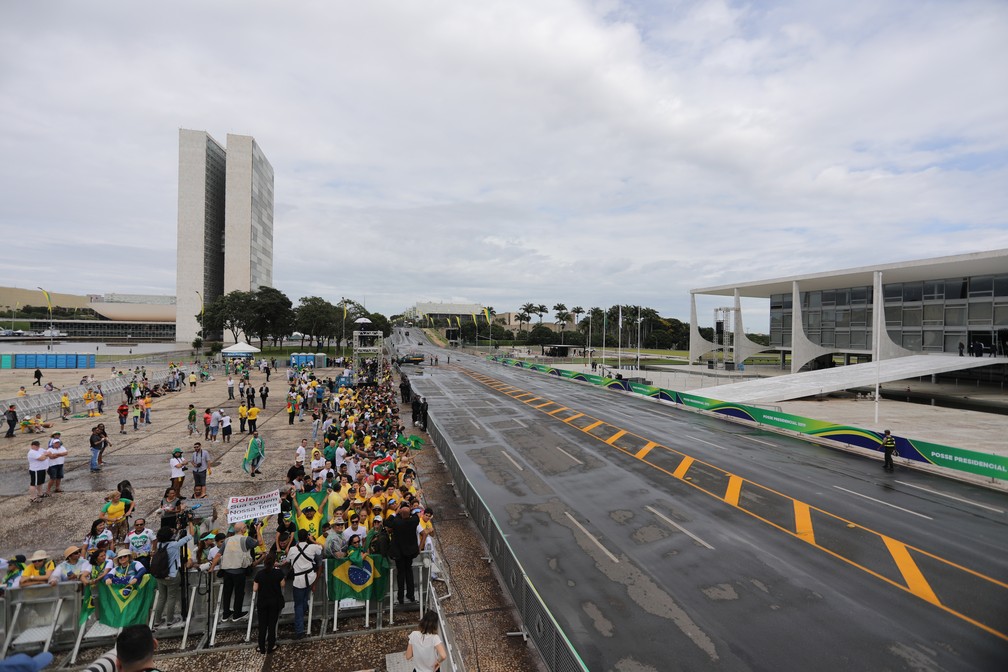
[2,0,1006,330]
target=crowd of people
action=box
[3,354,443,663]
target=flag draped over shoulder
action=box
[96,575,155,627]
[242,436,265,474]
[327,529,390,601]
[295,492,328,538]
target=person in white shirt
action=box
[406,611,448,672]
[27,439,51,503]
[49,545,92,585]
[125,519,156,571]
[294,438,308,464]
[288,530,322,639]
[341,513,368,544]
[220,412,232,443]
[169,448,188,495]
[46,435,68,495]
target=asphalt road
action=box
[394,329,1008,671]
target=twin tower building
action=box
[176,130,274,343]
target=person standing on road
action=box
[227,376,235,400]
[46,436,67,495]
[247,405,260,433]
[881,429,896,472]
[245,431,265,477]
[33,368,43,386]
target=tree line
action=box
[199,287,391,349]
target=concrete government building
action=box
[176,130,274,343]
[690,248,1008,373]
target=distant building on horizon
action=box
[176,130,274,343]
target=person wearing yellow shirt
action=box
[238,402,248,433]
[60,392,71,421]
[19,550,55,587]
[247,405,260,433]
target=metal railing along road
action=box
[426,414,589,672]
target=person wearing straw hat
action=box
[106,548,146,587]
[18,550,55,587]
[49,546,91,585]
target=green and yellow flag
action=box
[455,316,461,328]
[483,307,491,324]
[295,491,328,538]
[396,434,425,450]
[327,529,390,601]
[471,314,477,326]
[242,435,265,475]
[37,287,53,313]
[96,574,155,627]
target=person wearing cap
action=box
[169,448,188,495]
[205,533,227,567]
[324,517,348,558]
[4,555,26,589]
[220,410,232,444]
[286,455,306,485]
[125,518,155,571]
[882,429,897,473]
[101,490,135,543]
[48,546,92,585]
[19,550,55,587]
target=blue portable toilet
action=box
[46,354,57,368]
[88,354,96,368]
[15,354,26,368]
[25,354,36,368]
[76,354,89,368]
[56,354,67,368]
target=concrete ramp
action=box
[699,354,1004,404]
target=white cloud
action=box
[1,0,1006,332]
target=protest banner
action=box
[227,489,281,524]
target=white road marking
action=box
[895,481,1004,513]
[555,446,583,465]
[564,512,619,563]
[644,505,715,550]
[513,419,526,428]
[470,420,481,429]
[501,451,524,471]
[685,435,725,450]
[739,435,777,447]
[833,486,934,520]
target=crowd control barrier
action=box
[426,415,590,672]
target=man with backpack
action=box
[287,529,322,639]
[150,520,194,629]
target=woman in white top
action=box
[405,611,447,672]
[169,448,188,495]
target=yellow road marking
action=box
[882,537,940,606]
[635,441,657,459]
[793,501,815,545]
[564,412,585,423]
[534,401,554,409]
[673,456,694,479]
[725,475,743,507]
[547,406,570,416]
[460,366,1008,642]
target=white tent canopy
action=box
[221,342,261,356]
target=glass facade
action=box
[769,274,1008,354]
[29,320,176,341]
[203,136,227,305]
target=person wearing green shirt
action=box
[187,404,197,437]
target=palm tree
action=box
[521,303,537,333]
[556,310,572,344]
[536,304,548,324]
[517,311,531,333]
[571,306,584,325]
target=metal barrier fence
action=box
[426,415,589,672]
[1,366,180,423]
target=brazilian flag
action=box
[327,529,390,601]
[96,574,155,627]
[242,436,265,475]
[396,434,425,450]
[295,492,328,539]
